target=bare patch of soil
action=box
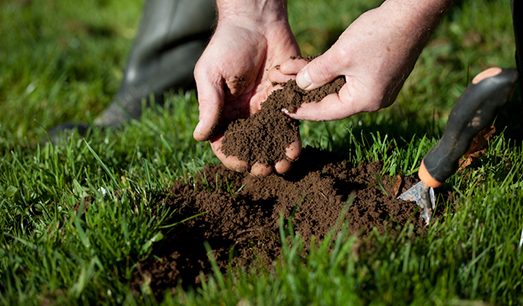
[131,148,428,296]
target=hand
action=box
[269,0,452,121]
[193,2,301,176]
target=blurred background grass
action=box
[0,0,518,147]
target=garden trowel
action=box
[399,67,519,225]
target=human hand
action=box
[193,0,301,176]
[269,0,452,120]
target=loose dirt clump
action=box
[222,56,345,165]
[131,147,428,296]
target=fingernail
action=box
[296,67,312,90]
[194,121,206,141]
[194,121,202,133]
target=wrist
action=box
[216,0,289,29]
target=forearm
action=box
[380,0,455,50]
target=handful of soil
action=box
[222,58,346,165]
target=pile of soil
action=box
[222,56,346,165]
[131,148,428,296]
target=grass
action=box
[1,0,523,304]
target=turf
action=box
[1,0,523,304]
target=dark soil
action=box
[131,147,429,296]
[222,56,345,165]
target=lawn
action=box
[1,0,522,305]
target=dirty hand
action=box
[269,0,453,120]
[193,0,301,176]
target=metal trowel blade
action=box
[398,181,435,225]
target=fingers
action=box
[285,85,360,121]
[211,134,302,176]
[250,140,300,175]
[267,58,308,97]
[268,66,296,84]
[279,58,308,75]
[296,51,344,91]
[193,67,225,142]
[210,135,250,172]
[268,58,308,83]
[266,64,294,97]
[251,163,273,177]
[274,138,302,174]
[284,138,302,161]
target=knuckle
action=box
[336,47,351,67]
[309,60,332,83]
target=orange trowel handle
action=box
[419,67,519,188]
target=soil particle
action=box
[131,147,428,297]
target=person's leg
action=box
[48,0,215,141]
[96,0,215,127]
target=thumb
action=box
[193,71,224,142]
[296,51,342,91]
